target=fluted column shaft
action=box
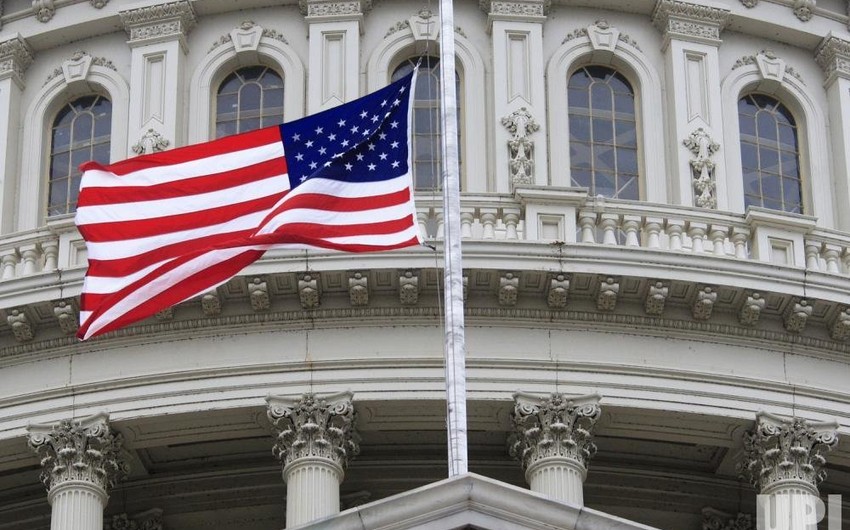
[27,413,127,530]
[509,392,601,506]
[267,391,359,528]
[740,412,839,530]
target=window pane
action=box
[617,148,638,174]
[592,118,613,143]
[591,83,612,111]
[569,115,590,141]
[596,145,615,171]
[568,87,589,109]
[216,66,285,138]
[757,112,777,141]
[618,175,639,200]
[615,120,636,145]
[783,177,801,206]
[571,169,592,188]
[760,148,779,173]
[595,171,616,197]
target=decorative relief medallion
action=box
[501,107,539,186]
[792,0,815,22]
[132,129,170,155]
[739,412,838,492]
[683,128,720,209]
[267,392,360,469]
[509,392,601,471]
[33,0,56,23]
[27,413,128,492]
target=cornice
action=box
[651,0,731,47]
[298,0,372,22]
[0,34,34,88]
[815,33,850,87]
[480,0,549,30]
[119,0,196,48]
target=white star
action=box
[300,175,308,182]
[391,141,399,148]
[332,152,343,159]
[360,110,368,119]
[305,140,314,148]
[379,132,387,140]
[392,160,400,168]
[399,86,406,93]
[345,163,353,171]
[324,161,332,167]
[368,143,376,151]
[390,121,399,129]
[295,153,304,161]
[351,125,359,134]
[315,126,324,134]
[368,163,376,171]
[292,133,301,142]
[318,147,327,155]
[338,119,346,127]
[393,99,401,106]
[371,114,379,123]
[362,129,370,136]
[328,133,336,141]
[356,153,364,161]
[341,139,350,147]
[379,152,388,160]
[309,161,318,169]
[381,100,387,107]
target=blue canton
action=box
[280,72,414,189]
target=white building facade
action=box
[0,0,850,528]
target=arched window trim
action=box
[214,65,286,138]
[720,65,833,227]
[19,64,129,231]
[367,30,487,192]
[547,34,666,203]
[188,35,305,144]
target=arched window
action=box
[738,94,802,213]
[568,66,639,200]
[215,66,284,138]
[391,57,460,190]
[48,95,112,216]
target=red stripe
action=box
[78,158,288,206]
[276,188,410,213]
[79,126,283,176]
[80,194,286,242]
[79,249,264,339]
[264,215,415,239]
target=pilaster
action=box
[301,0,370,113]
[267,392,359,528]
[815,33,850,230]
[120,0,196,156]
[508,391,601,506]
[27,413,128,530]
[0,35,34,233]
[482,0,548,192]
[739,412,839,530]
[652,0,729,209]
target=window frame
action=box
[214,65,286,138]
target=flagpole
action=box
[437,0,468,476]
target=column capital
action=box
[508,391,602,473]
[267,391,360,472]
[739,412,839,494]
[651,0,730,47]
[0,34,35,88]
[26,412,128,494]
[815,33,850,87]
[480,0,548,28]
[119,0,196,49]
[298,0,371,22]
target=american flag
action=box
[75,72,422,340]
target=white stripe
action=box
[325,225,421,246]
[82,260,171,295]
[255,202,414,235]
[76,175,289,225]
[80,143,284,189]
[85,210,268,260]
[286,173,412,199]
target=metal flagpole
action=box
[437,0,468,476]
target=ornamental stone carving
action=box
[90,0,109,8]
[132,129,170,155]
[738,293,765,327]
[209,21,289,53]
[33,0,56,23]
[27,413,128,493]
[783,299,812,333]
[45,51,117,86]
[299,0,372,19]
[651,0,730,44]
[120,0,197,46]
[815,35,850,85]
[739,0,758,7]
[499,273,519,306]
[0,35,35,87]
[267,392,360,469]
[702,508,755,530]
[349,272,368,306]
[830,307,850,341]
[739,412,838,493]
[501,107,539,186]
[53,300,78,335]
[110,509,164,530]
[509,392,601,472]
[597,276,619,311]
[792,0,815,21]
[399,270,419,305]
[692,286,716,320]
[7,309,33,342]
[299,273,320,309]
[201,290,221,316]
[683,128,720,209]
[547,274,569,309]
[644,281,669,316]
[248,277,270,311]
[734,50,804,85]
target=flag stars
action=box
[356,153,364,161]
[328,133,336,141]
[368,143,376,151]
[391,141,399,149]
[292,133,301,142]
[351,125,359,134]
[379,152,388,160]
[368,163,376,171]
[381,100,387,107]
[318,147,327,155]
[393,99,401,106]
[341,139,350,147]
[345,163,353,171]
[390,121,399,129]
[371,114,380,123]
[315,126,324,134]
[309,161,318,170]
[392,160,400,168]
[379,132,387,140]
[360,110,368,119]
[305,140,314,148]
[338,119,346,127]
[295,153,305,161]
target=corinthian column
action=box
[508,392,601,506]
[739,412,839,530]
[26,413,128,530]
[267,392,359,528]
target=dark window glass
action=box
[48,95,111,216]
[568,66,638,200]
[392,57,461,190]
[738,94,803,214]
[215,66,284,138]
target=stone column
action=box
[481,0,548,192]
[301,0,370,114]
[739,412,839,530]
[815,34,850,231]
[267,392,360,528]
[120,0,196,156]
[652,0,730,210]
[0,35,33,233]
[26,413,128,530]
[508,392,601,506]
